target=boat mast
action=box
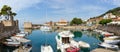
[45,2,47,45]
[45,4,47,26]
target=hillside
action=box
[98,7,120,17]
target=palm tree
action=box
[0,5,9,20]
[0,5,17,20]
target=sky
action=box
[0,0,120,25]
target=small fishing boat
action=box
[16,33,27,37]
[78,41,90,48]
[16,38,31,43]
[66,46,80,52]
[3,41,20,47]
[104,36,120,40]
[6,39,13,42]
[40,26,52,31]
[98,42,119,50]
[104,33,114,37]
[3,38,20,47]
[103,36,120,44]
[20,31,29,35]
[41,44,53,52]
[11,37,30,43]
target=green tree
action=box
[99,19,112,25]
[0,5,17,20]
[70,17,83,25]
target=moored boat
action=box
[20,31,29,35]
[56,31,84,52]
[15,33,26,38]
[41,44,53,52]
[10,36,30,43]
[40,26,52,31]
[3,41,20,47]
[104,36,120,40]
[103,36,120,44]
[98,42,119,50]
[104,33,114,37]
[78,41,90,48]
[56,31,76,52]
[56,31,74,45]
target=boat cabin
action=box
[62,37,70,44]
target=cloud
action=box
[0,0,42,12]
[0,0,114,24]
[50,4,106,18]
[43,0,106,17]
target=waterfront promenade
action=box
[52,25,96,30]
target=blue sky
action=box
[0,0,120,25]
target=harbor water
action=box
[26,29,102,52]
[0,29,104,52]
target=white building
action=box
[103,13,116,19]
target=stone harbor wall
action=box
[97,24,120,36]
[0,20,19,40]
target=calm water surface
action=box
[26,29,103,52]
[0,29,103,52]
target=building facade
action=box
[56,19,68,26]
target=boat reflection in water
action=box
[73,31,82,38]
[24,28,33,34]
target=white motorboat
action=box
[20,31,29,35]
[98,42,119,50]
[5,42,20,45]
[3,41,20,47]
[104,36,120,44]
[16,38,31,43]
[104,36,120,40]
[56,31,82,52]
[11,37,30,43]
[56,31,74,45]
[15,33,26,38]
[104,40,120,44]
[78,41,90,48]
[6,39,13,42]
[41,44,53,52]
[40,26,52,31]
[70,40,79,48]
